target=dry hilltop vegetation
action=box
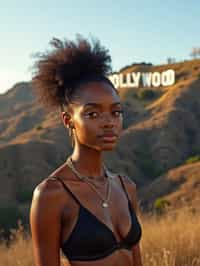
[0,59,200,237]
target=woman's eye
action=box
[113,110,124,116]
[87,112,98,118]
[86,110,124,118]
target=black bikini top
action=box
[54,174,142,261]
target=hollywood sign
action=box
[108,69,175,88]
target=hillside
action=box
[0,59,200,226]
[138,161,200,214]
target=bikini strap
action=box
[52,175,130,206]
[52,176,82,206]
[118,174,131,203]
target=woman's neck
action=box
[69,145,105,179]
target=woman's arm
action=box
[132,243,143,266]
[30,178,71,266]
[123,176,143,266]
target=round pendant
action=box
[102,202,108,208]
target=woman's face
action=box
[63,81,123,151]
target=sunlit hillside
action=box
[138,160,200,213]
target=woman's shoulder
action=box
[32,176,64,206]
[32,162,72,203]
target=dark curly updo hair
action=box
[31,34,116,112]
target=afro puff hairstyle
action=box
[31,34,115,112]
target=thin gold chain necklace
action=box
[66,156,113,208]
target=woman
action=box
[30,35,143,266]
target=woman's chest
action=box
[61,178,132,246]
[60,181,134,266]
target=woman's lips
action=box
[99,135,117,142]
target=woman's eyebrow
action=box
[83,102,121,108]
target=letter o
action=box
[152,72,161,87]
[161,69,175,86]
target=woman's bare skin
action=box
[30,81,143,266]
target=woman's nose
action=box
[100,113,115,126]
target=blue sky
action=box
[0,0,199,94]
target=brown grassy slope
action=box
[0,82,34,119]
[138,161,200,214]
[0,105,46,142]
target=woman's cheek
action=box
[74,117,96,143]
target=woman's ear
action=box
[61,111,71,128]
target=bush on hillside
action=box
[15,187,34,203]
[141,157,162,177]
[36,124,43,130]
[136,149,163,178]
[137,89,156,100]
[154,197,171,214]
[0,203,23,239]
[175,71,190,80]
[185,154,200,164]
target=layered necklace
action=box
[66,156,114,208]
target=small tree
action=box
[36,125,43,130]
[185,154,200,164]
[190,47,200,59]
[137,89,156,100]
[0,203,22,239]
[167,57,176,64]
[154,197,171,215]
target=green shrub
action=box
[0,203,22,234]
[137,89,156,100]
[36,124,43,130]
[154,197,171,214]
[136,149,163,178]
[141,157,159,176]
[16,187,34,203]
[185,154,200,164]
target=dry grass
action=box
[0,210,199,266]
[140,209,200,266]
[0,221,34,266]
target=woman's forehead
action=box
[82,102,121,109]
[74,81,120,106]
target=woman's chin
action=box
[100,142,117,151]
